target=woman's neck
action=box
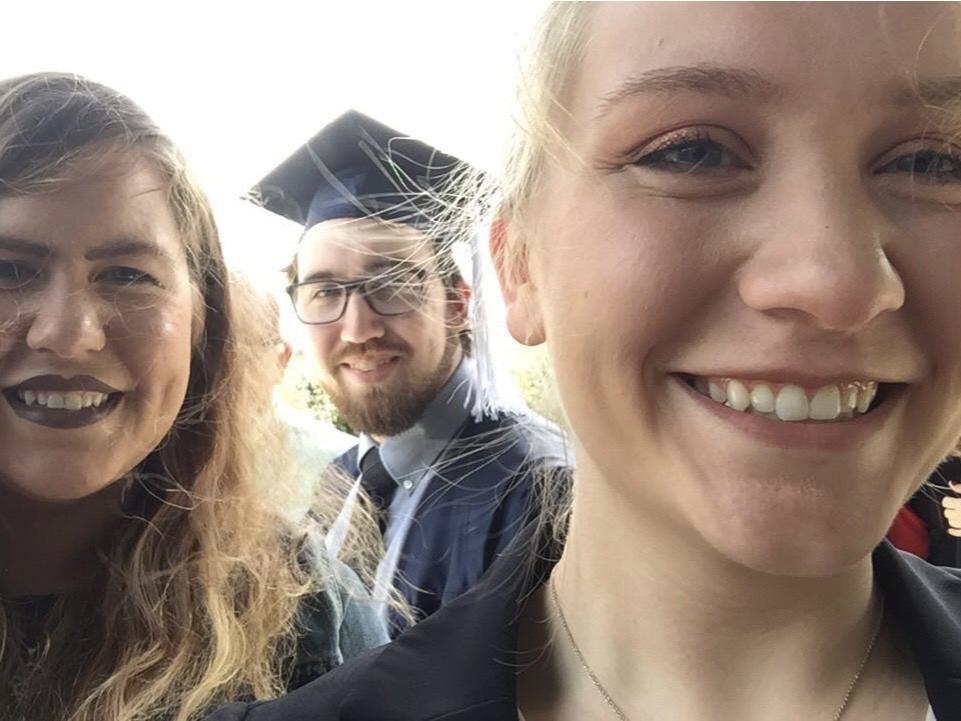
[0,481,124,596]
[518,460,926,721]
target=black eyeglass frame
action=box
[285,269,435,325]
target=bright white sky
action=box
[1,0,546,293]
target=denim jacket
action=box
[288,542,389,690]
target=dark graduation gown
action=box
[335,367,566,635]
[206,525,961,721]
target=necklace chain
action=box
[548,579,884,721]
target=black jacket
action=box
[333,410,567,633]
[207,534,961,721]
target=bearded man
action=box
[252,111,568,634]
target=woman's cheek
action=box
[122,297,195,402]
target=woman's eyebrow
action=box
[595,63,780,120]
[84,238,176,265]
[892,75,961,108]
[0,235,49,257]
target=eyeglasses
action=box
[286,269,432,325]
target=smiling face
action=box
[295,217,466,437]
[505,2,961,575]
[0,157,195,502]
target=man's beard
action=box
[323,338,460,437]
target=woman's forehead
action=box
[0,162,185,264]
[572,3,961,120]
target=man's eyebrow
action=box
[892,76,961,108]
[365,259,418,275]
[298,260,420,285]
[0,236,50,257]
[298,270,338,284]
[84,238,176,264]
[596,64,780,119]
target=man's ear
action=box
[446,276,472,333]
[490,219,545,346]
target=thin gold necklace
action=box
[549,579,883,721]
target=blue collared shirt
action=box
[339,359,570,632]
[356,359,476,549]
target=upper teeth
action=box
[701,378,878,422]
[350,358,394,372]
[17,390,110,409]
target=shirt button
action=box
[402,480,413,490]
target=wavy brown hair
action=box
[0,72,327,721]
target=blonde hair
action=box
[496,2,594,284]
[493,1,960,549]
[0,73,338,721]
[488,3,595,551]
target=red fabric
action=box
[887,505,930,559]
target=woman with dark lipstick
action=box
[0,73,386,721]
[208,3,961,721]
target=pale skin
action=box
[295,218,469,442]
[0,157,196,595]
[942,481,961,537]
[500,3,961,720]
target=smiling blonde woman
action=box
[0,73,386,721]
[208,3,961,721]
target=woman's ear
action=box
[490,219,545,346]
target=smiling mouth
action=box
[679,374,896,423]
[342,356,400,373]
[2,388,124,429]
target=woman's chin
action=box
[690,499,891,579]
[0,466,122,505]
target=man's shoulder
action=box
[331,444,360,475]
[458,407,570,468]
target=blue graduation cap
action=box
[249,109,469,233]
[249,110,520,422]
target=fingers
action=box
[942,495,961,510]
[944,487,961,532]
[945,507,961,529]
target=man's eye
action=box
[878,149,961,184]
[633,132,747,174]
[99,267,157,285]
[0,261,39,290]
[312,285,343,299]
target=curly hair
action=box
[0,72,343,721]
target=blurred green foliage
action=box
[297,379,353,434]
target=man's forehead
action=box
[298,217,435,273]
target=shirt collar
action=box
[357,358,476,488]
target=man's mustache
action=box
[331,340,410,366]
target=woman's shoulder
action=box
[874,542,961,715]
[205,643,387,721]
[204,542,528,721]
[287,539,389,691]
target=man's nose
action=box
[339,291,386,345]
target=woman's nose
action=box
[737,179,905,332]
[24,282,107,358]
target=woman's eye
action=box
[878,149,961,184]
[0,261,38,290]
[633,133,746,174]
[99,267,157,286]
